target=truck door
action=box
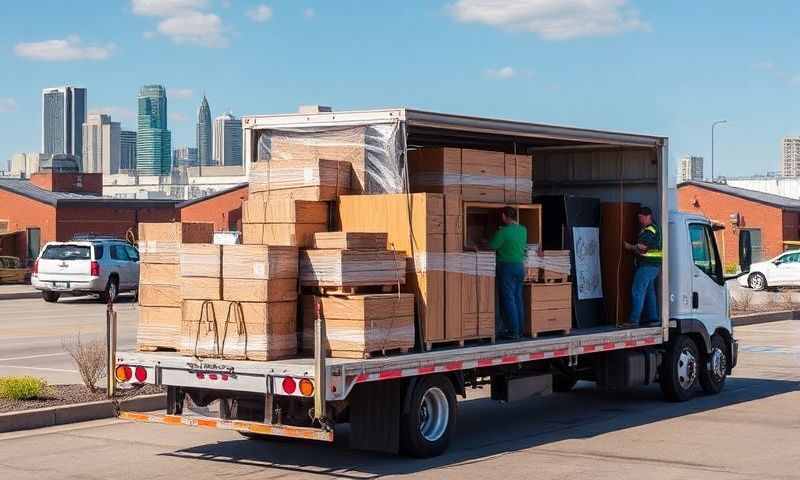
[688,223,726,327]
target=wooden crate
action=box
[222,278,297,302]
[242,197,330,247]
[463,202,542,249]
[180,276,222,300]
[138,222,214,264]
[408,148,506,202]
[249,159,352,201]
[137,306,182,351]
[299,249,406,287]
[179,244,222,278]
[302,294,415,358]
[139,284,181,308]
[338,193,448,343]
[524,282,572,337]
[180,300,297,360]
[222,245,298,280]
[312,232,388,250]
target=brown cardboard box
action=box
[138,222,214,264]
[222,278,297,302]
[139,284,181,307]
[222,245,298,280]
[139,263,179,286]
[179,244,222,278]
[137,306,182,351]
[249,159,352,201]
[312,232,388,250]
[180,276,222,300]
[299,249,406,287]
[262,223,328,247]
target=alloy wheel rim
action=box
[419,387,449,442]
[677,347,697,390]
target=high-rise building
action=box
[120,130,137,171]
[82,113,120,174]
[173,146,199,167]
[196,95,212,166]
[213,113,242,167]
[42,86,87,159]
[679,155,704,183]
[782,137,800,177]
[137,85,171,175]
[9,152,40,178]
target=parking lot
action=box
[0,294,138,384]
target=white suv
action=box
[31,238,140,303]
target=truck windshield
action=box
[41,245,91,260]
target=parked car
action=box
[0,256,30,284]
[738,249,800,290]
[31,238,140,303]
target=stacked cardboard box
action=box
[179,244,222,301]
[248,158,352,201]
[524,282,572,337]
[136,222,214,351]
[302,293,415,358]
[299,249,406,287]
[242,197,329,247]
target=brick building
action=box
[0,172,178,264]
[678,180,800,269]
[177,183,247,231]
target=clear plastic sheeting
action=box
[525,248,571,274]
[412,252,496,276]
[256,123,406,194]
[299,250,407,286]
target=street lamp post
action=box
[711,120,728,181]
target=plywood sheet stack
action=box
[136,222,214,351]
[460,252,497,339]
[242,197,330,247]
[524,282,572,337]
[302,293,415,359]
[299,235,405,289]
[180,245,299,360]
[526,250,572,283]
[249,158,352,201]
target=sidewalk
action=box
[0,284,40,300]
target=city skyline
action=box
[213,112,242,167]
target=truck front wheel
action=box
[400,375,457,458]
[699,335,728,395]
[660,335,699,402]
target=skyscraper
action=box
[82,113,120,174]
[678,155,704,183]
[173,146,199,166]
[137,85,171,175]
[42,86,87,159]
[213,113,242,166]
[197,95,212,166]
[782,137,800,177]
[120,130,137,171]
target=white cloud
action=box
[158,12,228,47]
[14,36,114,61]
[168,88,194,99]
[131,0,208,17]
[485,66,516,79]
[304,7,315,18]
[91,106,136,122]
[247,4,273,22]
[170,112,189,123]
[449,0,648,40]
[0,98,17,113]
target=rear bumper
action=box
[32,276,105,293]
[118,411,334,442]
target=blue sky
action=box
[1,0,799,179]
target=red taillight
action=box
[282,377,297,395]
[90,261,100,277]
[134,366,147,382]
[115,365,132,382]
[32,260,39,275]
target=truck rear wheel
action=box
[660,334,699,402]
[400,375,457,458]
[699,335,728,395]
[42,291,60,303]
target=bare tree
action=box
[62,334,106,393]
[730,290,754,313]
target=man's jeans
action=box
[629,263,660,325]
[496,261,525,337]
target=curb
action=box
[0,393,166,433]
[0,291,40,301]
[732,310,800,327]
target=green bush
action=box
[0,376,48,400]
[724,263,739,275]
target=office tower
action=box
[213,112,242,166]
[120,130,137,171]
[678,155,704,183]
[173,146,199,166]
[782,137,800,177]
[9,152,40,177]
[82,113,120,174]
[42,86,87,158]
[137,84,171,175]
[196,95,212,166]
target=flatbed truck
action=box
[116,108,737,457]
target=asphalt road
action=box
[0,320,797,479]
[0,294,138,384]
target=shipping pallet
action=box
[529,328,571,338]
[425,335,495,351]
[534,272,571,284]
[311,284,400,296]
[329,347,413,360]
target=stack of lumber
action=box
[248,158,352,201]
[136,222,214,351]
[312,232,388,250]
[299,249,406,289]
[408,148,532,203]
[524,282,572,337]
[179,244,222,301]
[242,197,329,247]
[180,244,299,360]
[302,293,415,358]
[527,250,571,283]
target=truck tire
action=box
[699,335,728,395]
[748,272,767,291]
[660,334,699,402]
[99,277,118,304]
[42,291,60,303]
[400,375,457,458]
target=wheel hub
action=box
[677,348,697,390]
[419,387,449,442]
[710,347,727,381]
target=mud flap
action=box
[349,379,405,454]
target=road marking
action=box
[0,352,69,362]
[0,365,78,373]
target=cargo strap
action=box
[194,300,220,357]
[220,301,247,359]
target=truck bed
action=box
[117,325,663,401]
